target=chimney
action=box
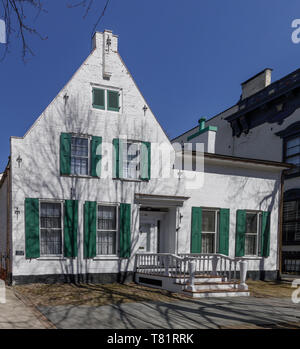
[185,118,218,153]
[241,68,272,100]
[92,30,118,79]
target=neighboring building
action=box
[0,31,290,292]
[173,67,300,275]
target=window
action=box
[92,88,120,112]
[96,205,118,255]
[284,135,300,176]
[40,202,63,256]
[283,200,300,244]
[122,141,140,180]
[202,209,219,253]
[245,212,261,256]
[71,136,89,176]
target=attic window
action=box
[92,87,120,112]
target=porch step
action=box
[175,281,239,291]
[182,288,250,298]
[175,277,227,284]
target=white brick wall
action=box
[3,31,284,279]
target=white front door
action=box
[139,222,158,253]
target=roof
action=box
[201,152,293,170]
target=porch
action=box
[134,253,251,298]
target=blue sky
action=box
[0,0,300,171]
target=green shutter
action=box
[25,198,40,259]
[107,90,119,111]
[64,200,78,258]
[119,203,131,258]
[219,208,230,255]
[140,142,151,180]
[84,201,97,258]
[113,138,123,178]
[261,211,271,257]
[60,133,71,175]
[191,207,202,253]
[93,88,105,109]
[235,210,246,257]
[91,136,102,177]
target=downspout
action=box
[277,170,285,279]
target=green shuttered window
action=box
[25,198,40,259]
[119,203,131,258]
[191,207,230,255]
[25,198,78,259]
[113,139,151,181]
[84,202,131,259]
[60,134,102,178]
[93,88,105,109]
[92,88,120,112]
[235,210,271,257]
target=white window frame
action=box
[201,208,219,254]
[122,140,141,180]
[70,134,91,177]
[39,199,64,258]
[96,203,119,257]
[244,211,262,257]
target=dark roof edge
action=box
[201,152,294,169]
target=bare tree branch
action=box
[0,0,111,62]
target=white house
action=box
[174,68,300,275]
[0,31,291,297]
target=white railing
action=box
[135,253,253,291]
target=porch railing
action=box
[135,253,251,291]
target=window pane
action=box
[286,155,300,166]
[123,142,140,179]
[201,233,215,253]
[96,231,116,255]
[71,157,88,175]
[40,229,62,255]
[202,211,215,232]
[245,235,257,255]
[287,137,300,150]
[246,213,257,234]
[98,206,116,230]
